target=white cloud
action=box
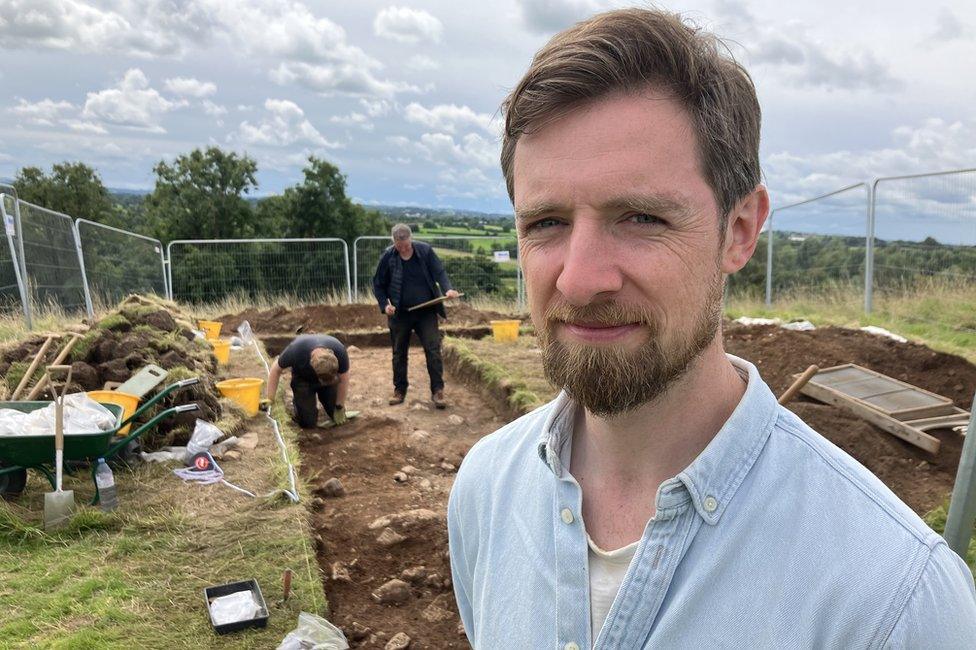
[63,119,108,134]
[271,61,419,99]
[330,112,373,130]
[407,54,440,72]
[925,7,972,44]
[361,98,394,117]
[0,1,415,100]
[201,100,227,117]
[714,0,901,92]
[9,98,75,126]
[517,0,604,34]
[0,0,215,58]
[164,77,217,97]
[374,6,444,44]
[765,117,976,205]
[81,68,185,133]
[234,98,342,148]
[403,102,497,135]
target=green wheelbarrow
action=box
[0,377,201,503]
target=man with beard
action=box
[447,8,976,648]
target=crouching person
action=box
[265,334,350,428]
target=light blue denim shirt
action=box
[448,355,976,648]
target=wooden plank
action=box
[903,411,971,433]
[799,382,941,454]
[808,364,954,419]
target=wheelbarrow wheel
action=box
[0,464,28,500]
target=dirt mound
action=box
[219,302,516,335]
[724,325,976,514]
[0,295,223,445]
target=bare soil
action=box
[220,303,515,335]
[297,346,505,648]
[291,319,975,647]
[724,324,975,515]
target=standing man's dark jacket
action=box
[372,241,453,319]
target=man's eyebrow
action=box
[515,202,565,223]
[599,194,693,217]
[515,194,693,223]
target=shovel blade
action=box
[43,490,75,531]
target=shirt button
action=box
[560,508,575,524]
[565,643,580,650]
[703,496,718,513]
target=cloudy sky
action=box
[0,0,974,236]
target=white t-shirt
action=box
[559,436,640,645]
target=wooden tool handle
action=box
[282,569,293,601]
[779,365,819,405]
[12,335,54,400]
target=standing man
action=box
[265,334,349,429]
[373,223,459,409]
[448,8,976,648]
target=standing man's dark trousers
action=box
[389,308,444,395]
[291,378,337,428]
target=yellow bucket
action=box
[489,319,521,343]
[211,339,231,365]
[198,320,223,340]
[88,390,140,435]
[216,377,264,417]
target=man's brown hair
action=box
[311,348,340,385]
[500,8,762,224]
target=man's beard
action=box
[538,278,724,418]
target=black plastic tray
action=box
[204,579,269,634]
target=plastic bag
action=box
[0,393,116,436]
[184,419,223,463]
[210,589,262,626]
[277,612,349,650]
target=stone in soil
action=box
[393,471,409,483]
[372,579,412,605]
[385,632,411,650]
[319,477,345,497]
[331,561,352,582]
[368,508,439,530]
[421,594,455,623]
[400,566,428,583]
[377,527,407,547]
[447,414,465,426]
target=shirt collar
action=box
[537,354,779,526]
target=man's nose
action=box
[554,219,624,305]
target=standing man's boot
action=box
[389,390,406,405]
[432,390,447,409]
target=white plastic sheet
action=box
[210,590,262,626]
[277,612,349,650]
[0,393,117,436]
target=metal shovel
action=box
[43,364,75,531]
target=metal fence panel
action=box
[870,169,976,312]
[10,198,91,317]
[754,184,870,304]
[0,193,29,322]
[168,238,351,304]
[353,235,521,302]
[76,219,167,308]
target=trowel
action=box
[43,364,75,531]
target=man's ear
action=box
[721,185,770,274]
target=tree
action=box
[283,156,387,241]
[145,147,259,241]
[13,162,112,222]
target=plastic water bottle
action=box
[95,458,118,512]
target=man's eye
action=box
[527,218,561,230]
[629,213,664,225]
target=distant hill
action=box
[372,205,513,220]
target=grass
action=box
[0,328,327,647]
[726,279,976,364]
[444,334,551,416]
[924,502,976,576]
